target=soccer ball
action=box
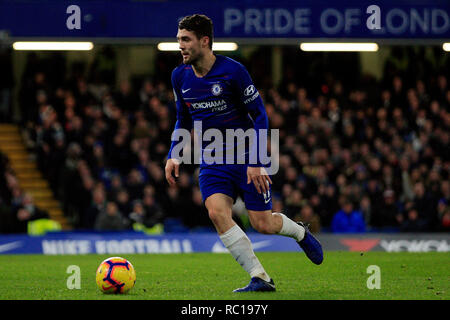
[96,257,136,294]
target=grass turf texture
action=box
[0,252,448,300]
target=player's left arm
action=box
[234,65,272,194]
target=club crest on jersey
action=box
[211,83,223,96]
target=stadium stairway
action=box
[0,124,72,230]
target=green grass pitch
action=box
[0,252,448,300]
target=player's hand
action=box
[247,166,272,194]
[165,158,181,186]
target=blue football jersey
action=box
[168,54,269,167]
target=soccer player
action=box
[165,14,323,292]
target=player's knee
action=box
[208,207,227,224]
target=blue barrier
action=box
[1,231,448,254]
[0,231,299,254]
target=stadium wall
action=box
[1,0,449,41]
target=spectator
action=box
[129,197,163,229]
[114,80,140,113]
[370,189,402,229]
[412,181,436,229]
[128,200,146,226]
[83,185,106,229]
[107,173,125,201]
[331,199,366,233]
[0,202,13,233]
[126,169,145,201]
[142,193,165,227]
[400,207,428,232]
[316,184,339,227]
[439,208,450,232]
[182,187,211,229]
[284,190,304,218]
[10,193,49,234]
[294,205,321,233]
[359,195,372,226]
[139,79,156,106]
[437,200,450,232]
[95,201,129,231]
[114,188,131,218]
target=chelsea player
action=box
[165,14,323,292]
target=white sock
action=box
[274,212,305,242]
[220,224,271,282]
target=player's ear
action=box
[201,36,210,49]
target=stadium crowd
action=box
[0,46,449,234]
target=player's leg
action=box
[240,173,306,241]
[247,209,304,241]
[199,167,275,291]
[205,193,235,234]
[247,209,324,265]
[241,173,324,265]
[205,193,273,289]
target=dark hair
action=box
[178,14,214,49]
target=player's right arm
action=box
[165,69,192,186]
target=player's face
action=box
[176,29,206,65]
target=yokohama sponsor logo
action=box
[338,237,450,252]
[191,99,227,109]
[379,239,449,252]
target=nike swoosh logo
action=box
[182,88,191,94]
[212,240,272,252]
[263,190,271,204]
[0,241,22,253]
[251,240,272,250]
[212,241,229,253]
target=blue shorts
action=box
[198,164,272,211]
